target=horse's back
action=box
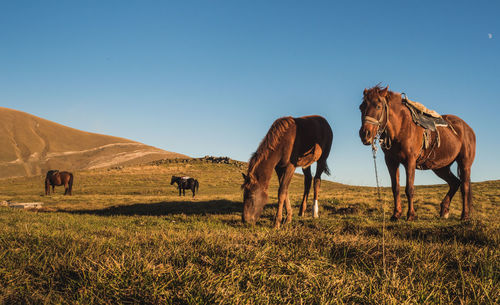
[441,114,476,163]
[60,171,72,177]
[58,171,73,183]
[293,115,333,156]
[442,115,475,142]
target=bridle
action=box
[362,97,390,149]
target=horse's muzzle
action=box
[359,127,373,145]
[242,212,257,225]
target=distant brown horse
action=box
[359,85,476,220]
[170,176,199,197]
[242,115,333,227]
[45,170,73,195]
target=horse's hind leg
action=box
[458,163,473,220]
[64,181,69,195]
[299,167,312,216]
[433,165,460,218]
[192,186,196,197]
[312,161,327,218]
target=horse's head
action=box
[359,85,390,145]
[241,173,268,224]
[170,176,177,185]
[46,170,59,179]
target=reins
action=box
[371,132,387,278]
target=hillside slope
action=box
[0,107,187,178]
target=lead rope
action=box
[371,139,387,278]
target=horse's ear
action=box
[241,173,248,189]
[380,86,388,97]
[363,88,367,96]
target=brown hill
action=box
[0,107,187,178]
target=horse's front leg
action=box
[178,186,181,196]
[385,156,402,220]
[275,165,295,228]
[404,159,417,221]
[284,196,293,224]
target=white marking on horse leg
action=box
[443,212,449,219]
[312,200,319,218]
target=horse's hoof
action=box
[390,215,400,221]
[312,201,319,218]
[406,214,417,221]
[440,212,450,219]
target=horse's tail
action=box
[68,173,74,195]
[321,118,333,177]
[195,180,199,192]
[324,163,331,176]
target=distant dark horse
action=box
[242,115,333,228]
[170,176,199,197]
[45,170,73,195]
[359,85,476,220]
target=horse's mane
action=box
[246,116,295,182]
[365,84,396,101]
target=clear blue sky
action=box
[1,1,498,186]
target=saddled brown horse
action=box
[242,115,333,228]
[45,170,73,195]
[359,85,476,220]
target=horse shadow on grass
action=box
[66,199,243,217]
[385,221,497,247]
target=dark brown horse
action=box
[170,176,199,197]
[45,170,73,195]
[359,85,476,220]
[242,115,333,227]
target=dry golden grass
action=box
[0,159,498,304]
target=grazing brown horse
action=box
[242,115,333,227]
[359,85,476,220]
[45,170,73,195]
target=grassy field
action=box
[0,158,499,304]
